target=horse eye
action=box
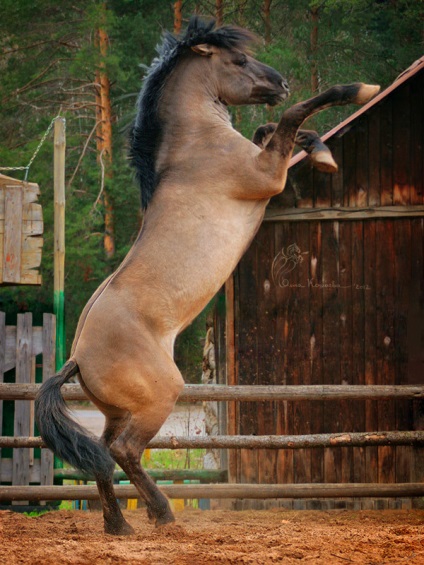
[235,56,247,67]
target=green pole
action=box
[53,118,66,372]
[53,117,66,473]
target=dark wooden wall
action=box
[227,69,424,506]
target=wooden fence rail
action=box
[1,370,423,505]
[2,430,424,450]
[1,483,424,502]
[1,383,424,401]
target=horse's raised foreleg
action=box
[263,83,380,162]
[257,83,380,184]
[253,124,338,173]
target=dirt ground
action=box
[1,507,423,564]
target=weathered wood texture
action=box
[230,67,424,507]
[3,430,424,450]
[1,483,423,502]
[0,313,55,499]
[2,382,423,401]
[0,174,43,285]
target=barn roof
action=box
[289,56,424,169]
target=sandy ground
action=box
[1,507,423,564]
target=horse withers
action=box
[36,17,379,535]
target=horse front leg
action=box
[253,125,338,173]
[259,82,380,176]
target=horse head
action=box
[190,36,289,107]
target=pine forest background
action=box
[0,0,422,382]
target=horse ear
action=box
[191,44,218,57]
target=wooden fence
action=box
[0,312,55,505]
[1,365,424,504]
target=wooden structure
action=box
[1,382,424,505]
[0,312,55,506]
[0,174,43,286]
[219,57,424,507]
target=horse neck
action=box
[158,56,232,139]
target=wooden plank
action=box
[40,314,56,489]
[410,72,423,205]
[0,176,36,194]
[18,271,42,286]
[274,221,294,487]
[0,233,3,276]
[355,118,369,207]
[351,221,366,485]
[380,97,393,205]
[0,220,44,237]
[4,326,43,373]
[338,221,354,487]
[5,430,424,450]
[368,104,381,206]
[394,220,412,485]
[12,313,33,505]
[292,222,311,486]
[264,205,424,222]
[392,83,411,206]
[0,312,5,463]
[0,458,41,483]
[2,382,424,402]
[308,221,324,484]
[235,238,258,486]
[256,223,277,486]
[0,202,42,222]
[3,186,23,283]
[363,221,378,486]
[321,221,341,484]
[2,482,424,502]
[225,276,237,483]
[375,220,396,484]
[343,123,357,208]
[329,140,343,208]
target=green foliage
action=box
[0,0,422,380]
[142,448,206,470]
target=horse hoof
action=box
[104,520,135,536]
[155,512,176,527]
[310,150,338,174]
[355,83,380,105]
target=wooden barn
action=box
[217,57,424,508]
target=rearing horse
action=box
[36,17,379,535]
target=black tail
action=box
[35,359,114,477]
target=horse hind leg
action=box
[108,358,184,527]
[96,413,135,535]
[110,420,176,527]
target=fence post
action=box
[12,313,33,504]
[0,312,5,459]
[54,118,66,372]
[40,314,56,490]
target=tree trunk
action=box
[96,26,115,259]
[310,6,319,93]
[264,0,272,46]
[174,1,183,34]
[216,0,224,25]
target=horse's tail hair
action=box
[35,359,114,477]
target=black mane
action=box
[129,16,256,210]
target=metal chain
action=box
[0,115,66,180]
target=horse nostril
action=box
[281,79,289,92]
